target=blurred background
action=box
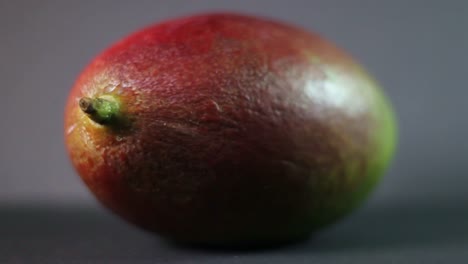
[0,0,467,263]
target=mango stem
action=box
[79,96,120,125]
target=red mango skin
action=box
[64,13,396,245]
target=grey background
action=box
[1,0,467,263]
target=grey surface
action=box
[1,0,467,263]
[2,201,467,263]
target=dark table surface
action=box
[1,200,467,264]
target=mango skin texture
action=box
[64,13,397,245]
